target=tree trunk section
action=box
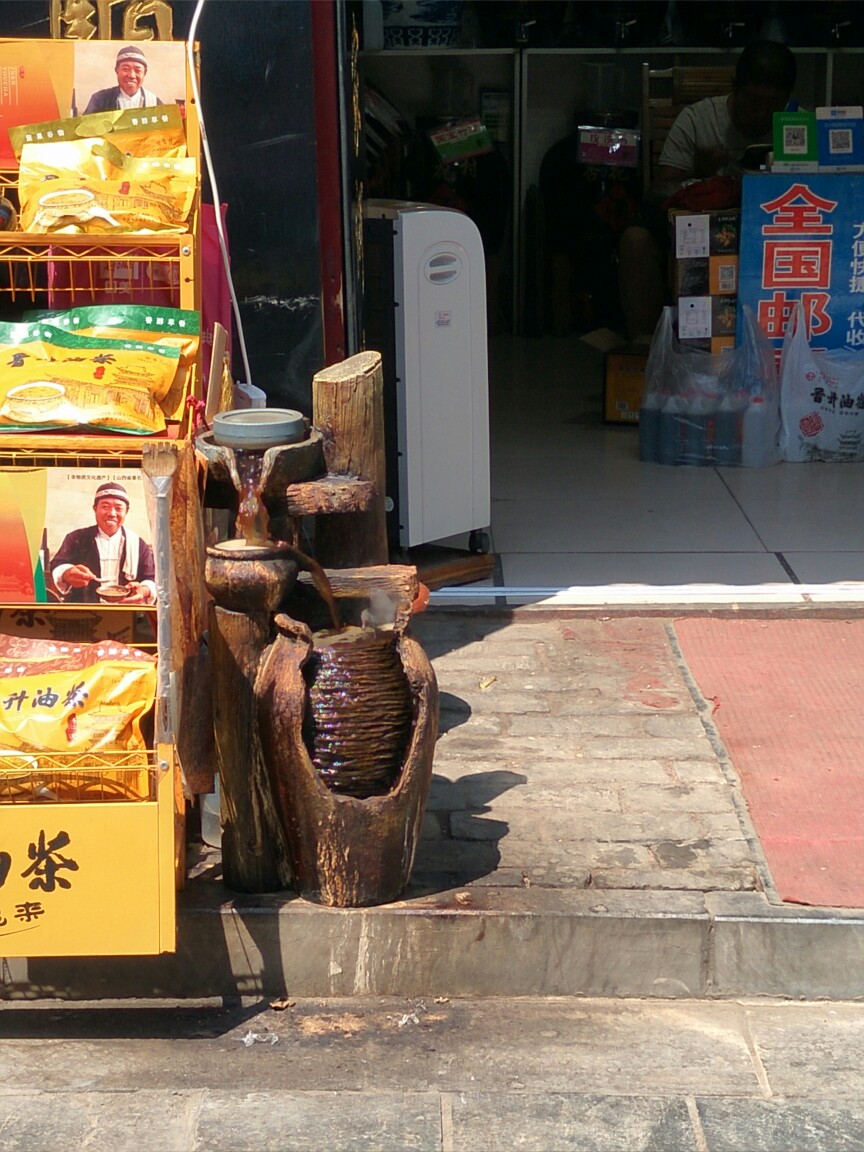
[209,603,293,893]
[312,350,388,568]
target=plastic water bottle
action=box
[639,391,662,462]
[681,394,713,466]
[658,393,684,465]
[741,395,776,468]
[712,391,742,466]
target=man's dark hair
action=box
[734,40,796,94]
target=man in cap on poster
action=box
[51,481,157,605]
[83,44,164,114]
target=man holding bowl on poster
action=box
[51,481,156,605]
[83,44,164,114]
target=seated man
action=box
[618,40,797,340]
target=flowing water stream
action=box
[232,447,341,630]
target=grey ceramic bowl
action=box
[211,408,307,451]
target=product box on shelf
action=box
[577,126,640,168]
[671,210,740,261]
[677,294,738,342]
[674,335,735,355]
[674,254,739,298]
[604,345,649,424]
[671,210,739,349]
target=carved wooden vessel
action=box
[255,615,439,907]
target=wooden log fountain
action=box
[197,352,437,903]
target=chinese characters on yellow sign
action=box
[1,826,79,935]
[0,793,172,956]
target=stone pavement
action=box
[414,611,763,896]
[2,994,864,1150]
[5,609,864,1001]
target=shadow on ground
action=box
[409,768,527,895]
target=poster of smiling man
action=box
[0,468,155,606]
[73,38,186,118]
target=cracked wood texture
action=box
[255,615,439,907]
[312,351,388,568]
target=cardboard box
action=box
[678,294,737,341]
[816,105,864,172]
[678,335,735,355]
[604,347,647,424]
[672,211,739,260]
[674,254,739,298]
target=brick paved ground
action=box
[409,611,769,900]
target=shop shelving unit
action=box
[360,39,864,334]
[0,40,202,958]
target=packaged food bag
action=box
[0,633,155,755]
[0,321,180,433]
[41,304,199,405]
[18,137,197,233]
[9,103,187,161]
[780,301,864,462]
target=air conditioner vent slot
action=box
[425,251,461,284]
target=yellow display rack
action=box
[0,39,203,958]
[0,745,176,957]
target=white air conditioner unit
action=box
[363,200,490,551]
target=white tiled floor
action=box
[430,334,864,608]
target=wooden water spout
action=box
[255,614,439,907]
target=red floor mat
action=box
[674,617,864,908]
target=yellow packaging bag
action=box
[44,305,200,405]
[9,104,187,161]
[0,634,156,756]
[0,321,180,433]
[19,137,197,233]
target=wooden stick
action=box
[141,443,179,747]
[205,322,228,425]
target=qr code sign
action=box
[783,125,808,154]
[829,127,853,155]
[718,264,736,292]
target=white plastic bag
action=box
[780,302,864,462]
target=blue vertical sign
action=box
[737,172,864,353]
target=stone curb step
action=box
[6,887,864,1002]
